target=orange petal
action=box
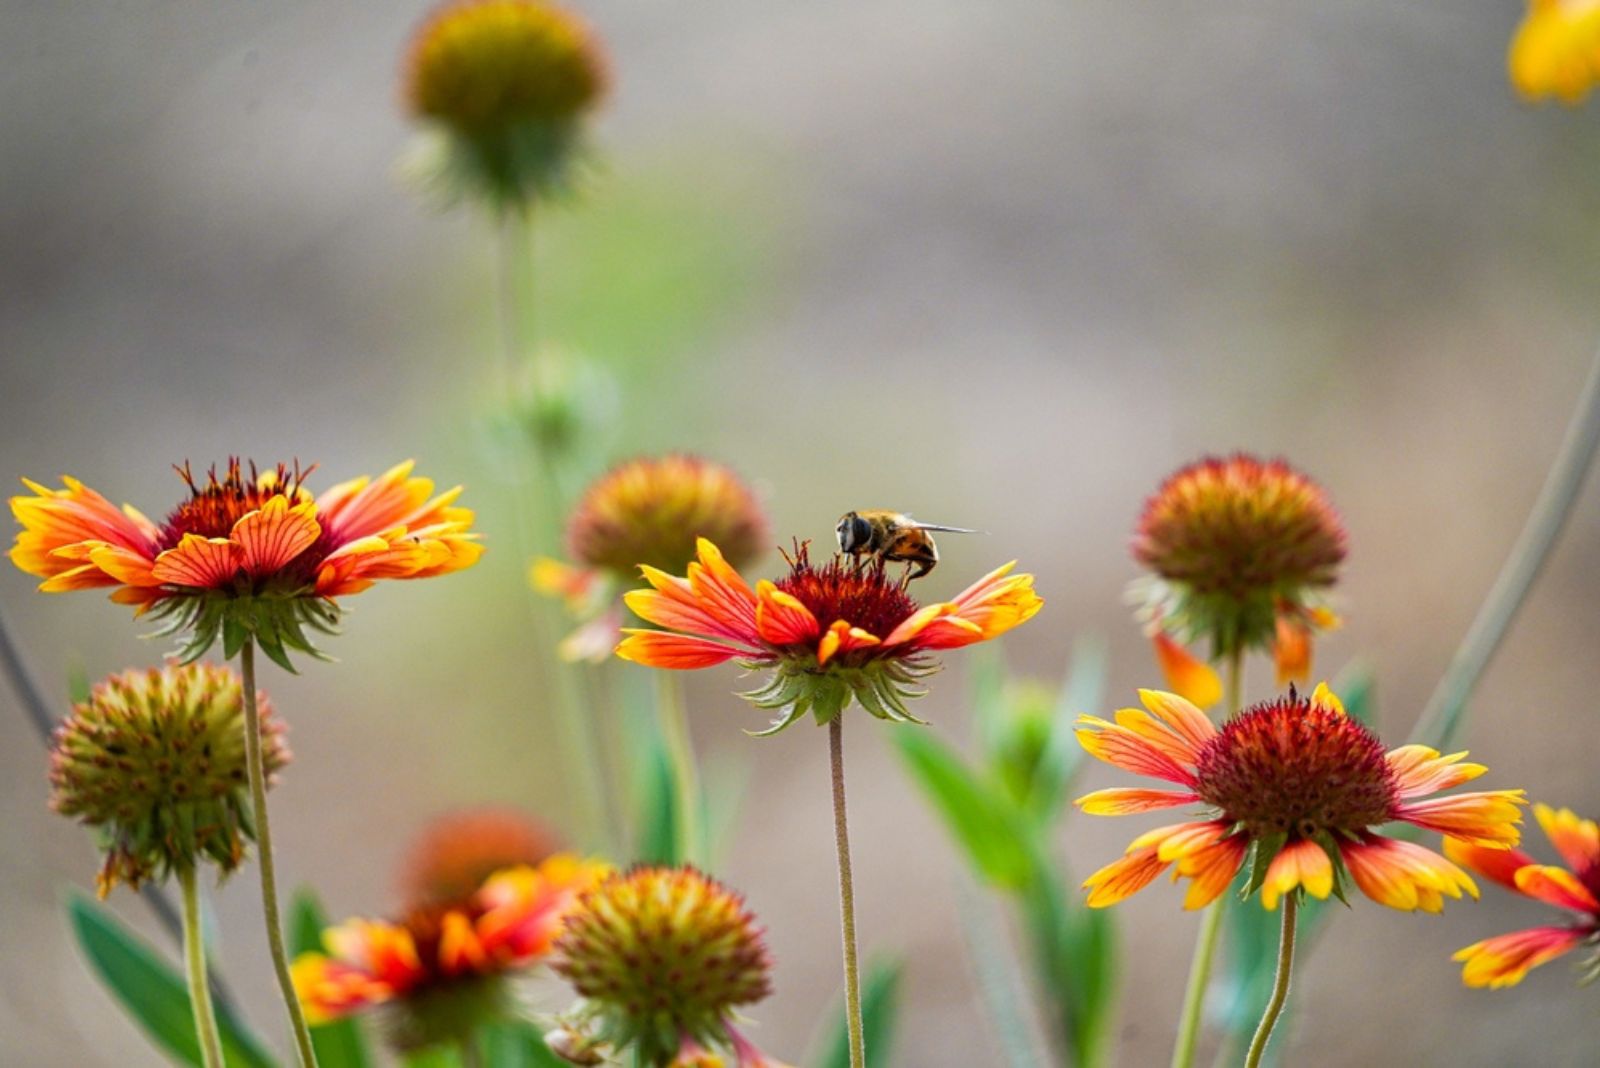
[754,581,820,646]
[1272,613,1313,686]
[1442,837,1538,894]
[1075,787,1201,816]
[615,630,746,669]
[1398,790,1528,848]
[290,953,394,1024]
[1342,838,1477,914]
[1260,839,1334,911]
[1151,633,1222,710]
[149,535,239,589]
[1513,865,1600,914]
[1176,835,1250,910]
[1075,716,1197,785]
[1137,689,1218,750]
[1534,803,1600,875]
[685,538,759,636]
[231,495,321,577]
[1386,745,1487,799]
[1454,926,1588,989]
[9,475,158,579]
[1309,681,1345,716]
[1083,845,1169,908]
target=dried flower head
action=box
[398,806,562,908]
[49,662,288,896]
[533,455,769,662]
[10,459,481,667]
[615,539,1042,734]
[1508,0,1600,104]
[1448,804,1600,988]
[293,855,609,1051]
[552,866,785,1068]
[1130,454,1345,701]
[403,0,608,206]
[1075,685,1526,912]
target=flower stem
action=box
[1169,649,1244,1068]
[179,864,225,1068]
[1243,896,1297,1068]
[829,715,866,1068]
[655,671,703,865]
[239,640,318,1068]
[1410,347,1600,750]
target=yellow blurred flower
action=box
[1509,0,1600,104]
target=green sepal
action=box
[1243,830,1288,900]
[145,590,342,670]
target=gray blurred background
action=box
[4,1,1599,1064]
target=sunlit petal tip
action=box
[1308,682,1344,716]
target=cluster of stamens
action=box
[161,459,311,548]
[775,541,916,645]
[1194,690,1398,840]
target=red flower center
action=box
[774,542,916,640]
[1194,691,1398,840]
[160,460,310,550]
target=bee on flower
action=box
[1448,804,1600,988]
[534,454,769,662]
[9,459,481,666]
[1075,685,1526,912]
[292,855,609,1053]
[1129,454,1346,707]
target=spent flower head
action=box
[398,806,563,909]
[552,866,787,1068]
[293,855,609,1051]
[403,0,608,208]
[534,455,769,661]
[1448,803,1600,988]
[49,662,288,896]
[615,538,1042,735]
[1130,454,1345,702]
[1075,685,1526,912]
[10,459,481,667]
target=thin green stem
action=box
[1243,896,1297,1068]
[654,671,703,865]
[240,641,318,1068]
[1169,649,1244,1068]
[494,205,619,852]
[179,865,225,1068]
[829,716,866,1068]
[1411,348,1600,749]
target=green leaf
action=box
[1034,634,1109,819]
[634,731,681,865]
[894,728,1035,889]
[289,889,373,1068]
[66,892,277,1068]
[812,957,904,1068]
[1020,858,1118,1068]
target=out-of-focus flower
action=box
[9,459,481,666]
[551,866,789,1068]
[1075,685,1525,912]
[292,855,608,1051]
[615,539,1042,734]
[534,455,768,662]
[1448,803,1600,987]
[1130,454,1345,703]
[1508,0,1600,104]
[49,663,288,897]
[402,0,608,207]
[397,806,563,909]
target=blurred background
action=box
[3,0,1599,1064]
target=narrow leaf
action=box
[811,957,903,1068]
[894,729,1035,889]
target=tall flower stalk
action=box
[178,864,226,1068]
[830,715,865,1068]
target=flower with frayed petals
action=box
[1448,803,1600,987]
[534,455,769,662]
[551,866,790,1068]
[50,662,288,897]
[403,0,608,207]
[397,806,563,909]
[1130,454,1345,704]
[615,539,1042,735]
[1075,685,1526,912]
[292,855,608,1051]
[10,459,481,667]
[1508,0,1600,104]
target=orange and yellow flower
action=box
[1076,685,1526,912]
[534,454,769,661]
[1130,454,1345,705]
[292,855,608,1049]
[1448,803,1600,987]
[615,539,1041,733]
[10,460,481,664]
[396,806,563,909]
[1509,0,1600,104]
